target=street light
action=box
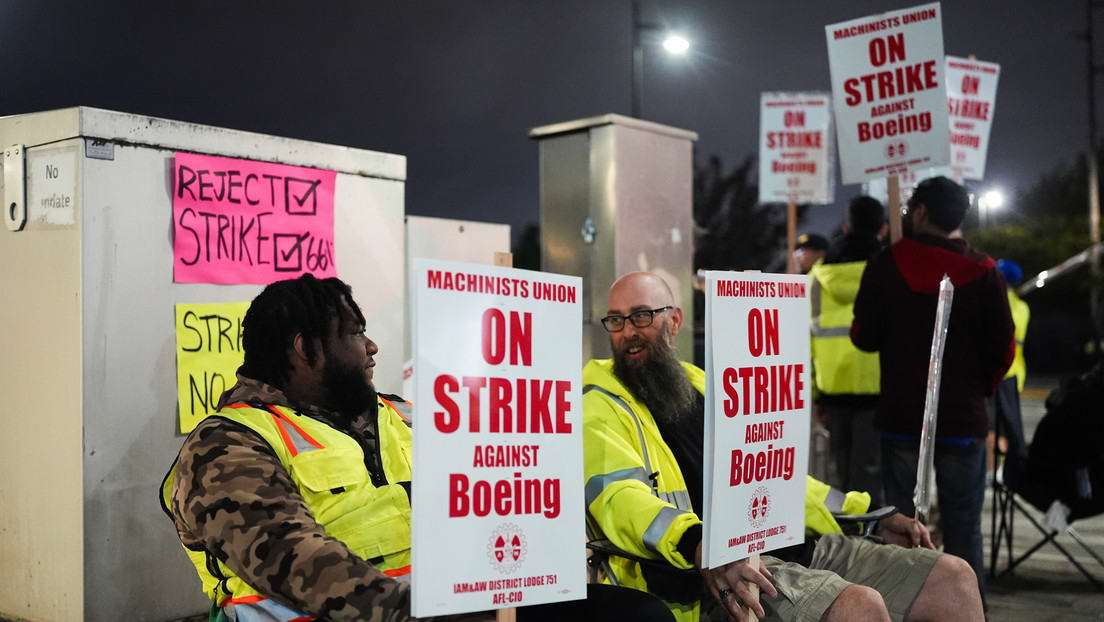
[663,35,690,54]
[632,1,689,118]
[978,189,1004,227]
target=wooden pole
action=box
[887,176,902,243]
[786,201,797,274]
[493,249,516,622]
[745,553,760,622]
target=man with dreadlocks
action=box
[162,274,672,622]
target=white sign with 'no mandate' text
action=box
[758,92,835,205]
[410,258,584,617]
[826,2,950,184]
[701,272,810,568]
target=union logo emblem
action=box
[487,523,527,574]
[748,486,771,528]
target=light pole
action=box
[631,1,689,118]
[1084,0,1103,343]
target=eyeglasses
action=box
[600,306,673,333]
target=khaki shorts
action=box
[753,534,940,622]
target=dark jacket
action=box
[850,233,1015,438]
[823,231,883,265]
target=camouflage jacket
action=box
[165,375,489,622]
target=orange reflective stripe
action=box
[218,595,315,621]
[270,407,324,449]
[263,406,325,458]
[271,415,301,458]
[219,403,324,457]
[379,396,410,422]
[384,564,412,577]
[220,594,266,606]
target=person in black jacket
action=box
[851,177,1015,602]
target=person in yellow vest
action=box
[997,259,1030,393]
[161,274,673,622]
[583,271,984,622]
[792,233,829,274]
[989,259,1031,471]
[809,196,887,502]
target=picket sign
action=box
[701,270,812,622]
[409,251,584,618]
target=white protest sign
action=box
[945,56,1000,181]
[758,92,835,205]
[864,165,951,205]
[826,3,950,184]
[701,272,810,568]
[410,258,584,617]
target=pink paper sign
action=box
[173,152,338,284]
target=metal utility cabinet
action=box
[403,215,511,361]
[0,108,407,622]
[529,114,697,362]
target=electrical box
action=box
[530,114,697,362]
[0,107,406,622]
[402,215,511,393]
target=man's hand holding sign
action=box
[697,543,776,622]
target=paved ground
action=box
[984,379,1104,621]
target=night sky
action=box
[2,1,1094,240]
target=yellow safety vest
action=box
[582,359,870,622]
[162,397,413,613]
[805,477,870,535]
[1004,288,1030,392]
[809,261,880,396]
[583,359,704,622]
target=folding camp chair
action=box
[989,366,1104,589]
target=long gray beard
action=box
[614,337,698,426]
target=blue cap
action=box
[997,259,1023,286]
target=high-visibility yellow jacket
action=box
[1004,288,1030,392]
[161,397,414,616]
[582,359,870,622]
[808,260,880,397]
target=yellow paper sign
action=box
[175,301,251,433]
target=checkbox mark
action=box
[274,233,305,272]
[285,177,321,215]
